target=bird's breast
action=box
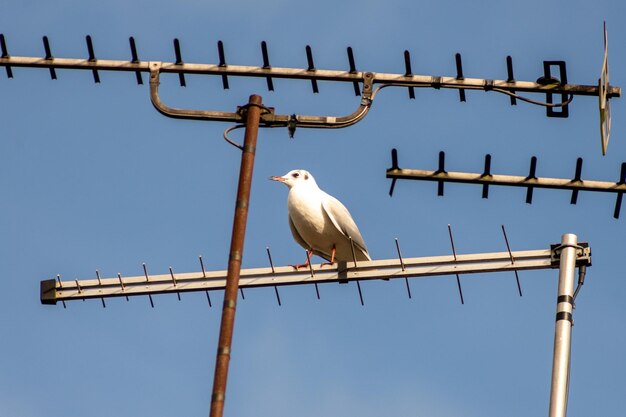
[287,189,327,235]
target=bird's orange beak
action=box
[270,175,286,183]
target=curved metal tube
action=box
[148,62,373,130]
[149,62,243,122]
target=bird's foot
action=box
[290,250,314,270]
[319,246,337,268]
[290,263,311,270]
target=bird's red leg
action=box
[320,245,336,267]
[291,249,313,269]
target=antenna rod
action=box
[209,95,263,417]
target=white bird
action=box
[270,169,371,268]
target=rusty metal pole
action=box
[209,94,263,417]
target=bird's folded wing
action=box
[288,215,310,249]
[321,193,370,256]
[288,215,332,261]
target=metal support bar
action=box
[548,234,580,417]
[40,246,591,305]
[209,95,262,417]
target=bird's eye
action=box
[292,172,300,178]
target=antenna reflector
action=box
[599,21,611,155]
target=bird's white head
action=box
[270,169,317,189]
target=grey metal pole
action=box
[548,233,578,417]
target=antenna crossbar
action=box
[40,245,591,305]
[388,165,626,193]
[387,149,626,218]
[1,55,620,98]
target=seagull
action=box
[270,169,371,268]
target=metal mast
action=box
[11,33,605,417]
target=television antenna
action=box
[41,234,590,417]
[0,33,620,143]
[0,27,613,417]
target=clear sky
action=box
[1,1,625,417]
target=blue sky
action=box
[1,1,625,417]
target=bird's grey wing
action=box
[288,215,332,261]
[321,193,370,257]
